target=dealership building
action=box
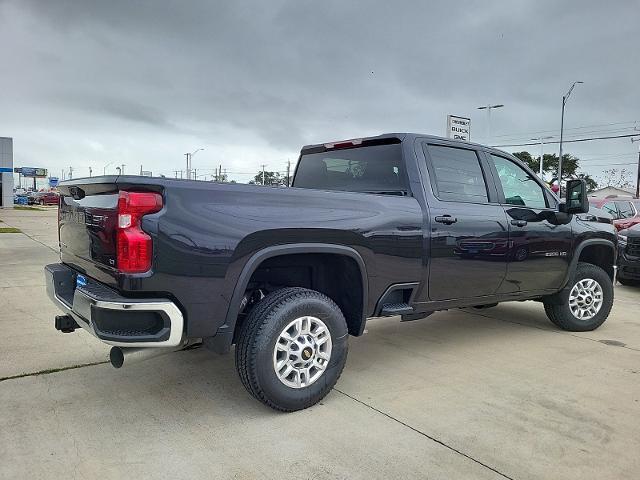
[0,137,13,207]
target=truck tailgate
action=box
[58,180,121,283]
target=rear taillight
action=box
[116,191,162,273]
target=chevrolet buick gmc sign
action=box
[446,115,471,141]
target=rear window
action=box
[293,144,408,195]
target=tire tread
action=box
[543,262,613,332]
[235,287,347,412]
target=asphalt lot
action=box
[1,206,639,480]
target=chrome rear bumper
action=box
[45,263,184,347]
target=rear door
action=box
[486,153,573,293]
[420,142,509,301]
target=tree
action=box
[576,173,598,193]
[251,170,285,186]
[598,168,633,189]
[512,151,598,192]
[513,151,538,172]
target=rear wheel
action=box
[543,262,613,331]
[235,287,348,412]
[39,199,45,206]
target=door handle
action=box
[511,219,527,227]
[435,215,457,225]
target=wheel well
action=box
[578,244,615,280]
[239,253,365,337]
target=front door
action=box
[421,143,510,301]
[487,154,573,293]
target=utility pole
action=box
[223,169,227,183]
[632,137,640,198]
[140,165,143,175]
[558,81,583,197]
[69,166,73,180]
[184,153,190,180]
[477,104,504,144]
[261,164,266,185]
[89,166,93,177]
[286,160,291,187]
[120,164,125,175]
[531,136,553,179]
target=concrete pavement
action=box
[1,207,639,480]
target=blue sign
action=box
[19,167,48,177]
[76,274,87,288]
[49,177,60,187]
[0,167,12,173]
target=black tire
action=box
[39,199,45,206]
[543,262,614,332]
[618,277,640,287]
[235,287,348,412]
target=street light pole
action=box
[531,136,554,179]
[103,161,115,175]
[184,148,204,180]
[558,81,583,197]
[477,104,504,144]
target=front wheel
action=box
[543,262,614,331]
[235,287,348,412]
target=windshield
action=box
[293,143,408,195]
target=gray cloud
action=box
[1,0,638,182]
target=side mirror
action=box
[559,179,589,214]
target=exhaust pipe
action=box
[109,340,200,369]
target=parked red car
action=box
[28,191,60,206]
[589,197,640,231]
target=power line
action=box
[492,133,640,148]
[489,120,639,140]
[578,162,637,167]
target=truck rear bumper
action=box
[45,263,184,347]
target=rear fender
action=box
[207,243,368,353]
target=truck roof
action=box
[300,132,509,156]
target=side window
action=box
[425,145,488,203]
[615,201,634,219]
[602,202,618,219]
[490,155,547,209]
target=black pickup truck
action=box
[46,133,617,411]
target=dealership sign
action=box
[15,167,48,177]
[446,115,471,141]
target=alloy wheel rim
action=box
[272,316,332,389]
[568,278,603,321]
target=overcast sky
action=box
[1,0,639,186]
